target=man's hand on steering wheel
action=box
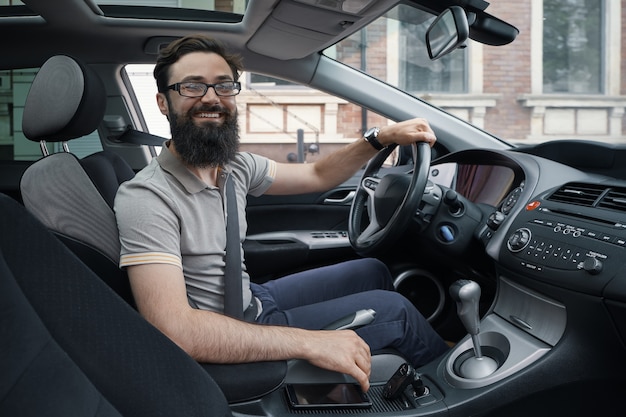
[349,118,436,256]
[376,118,437,149]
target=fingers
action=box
[379,117,437,147]
[341,333,372,391]
[413,119,437,145]
[353,345,372,392]
[305,330,372,392]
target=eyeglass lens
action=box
[179,82,239,97]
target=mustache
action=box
[189,104,231,117]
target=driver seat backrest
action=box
[19,54,136,305]
[0,193,232,417]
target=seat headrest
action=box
[22,55,106,143]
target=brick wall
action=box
[482,1,533,142]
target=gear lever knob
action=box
[449,279,481,337]
[449,279,498,379]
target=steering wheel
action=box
[348,142,431,256]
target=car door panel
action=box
[244,184,360,282]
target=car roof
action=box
[2,0,517,77]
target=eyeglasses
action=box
[167,81,241,97]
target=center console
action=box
[443,278,563,389]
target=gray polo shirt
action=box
[114,142,276,314]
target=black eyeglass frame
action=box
[167,81,242,97]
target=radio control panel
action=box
[500,206,626,295]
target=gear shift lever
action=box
[449,279,498,378]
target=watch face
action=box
[365,127,378,138]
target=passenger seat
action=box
[19,54,135,304]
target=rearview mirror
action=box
[426,6,469,60]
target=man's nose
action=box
[200,86,220,103]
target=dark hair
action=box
[153,34,243,93]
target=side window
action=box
[0,68,102,162]
[125,66,399,166]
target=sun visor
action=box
[247,0,364,60]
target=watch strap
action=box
[364,127,385,151]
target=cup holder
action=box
[445,330,512,388]
[444,314,553,389]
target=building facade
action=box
[235,0,626,162]
[1,0,624,163]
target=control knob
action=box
[582,257,603,275]
[507,228,531,253]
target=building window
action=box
[543,0,603,94]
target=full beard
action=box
[169,105,240,168]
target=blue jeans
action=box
[250,258,449,368]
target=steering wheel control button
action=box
[363,178,378,191]
[507,228,531,252]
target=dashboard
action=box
[429,148,626,294]
[425,145,626,352]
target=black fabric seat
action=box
[0,193,231,417]
[0,251,122,417]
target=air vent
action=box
[548,183,606,207]
[598,188,626,213]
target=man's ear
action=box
[156,92,169,116]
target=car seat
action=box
[19,54,136,305]
[0,193,231,417]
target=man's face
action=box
[157,51,239,168]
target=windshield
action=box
[326,1,623,146]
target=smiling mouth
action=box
[196,112,221,119]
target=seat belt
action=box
[223,174,243,319]
[115,128,166,147]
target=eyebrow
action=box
[179,74,234,83]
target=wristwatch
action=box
[363,126,385,151]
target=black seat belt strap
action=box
[223,174,243,319]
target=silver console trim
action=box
[444,314,551,389]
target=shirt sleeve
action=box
[231,152,276,197]
[114,172,183,270]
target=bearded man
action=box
[114,34,448,392]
